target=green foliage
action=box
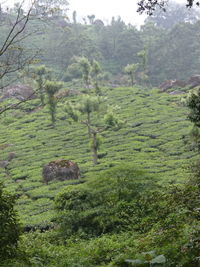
[137,50,147,71]
[91,60,101,77]
[125,251,166,266]
[63,62,82,82]
[34,65,49,77]
[77,95,101,115]
[137,49,149,85]
[104,109,123,129]
[45,80,63,96]
[124,64,139,87]
[0,183,21,260]
[45,80,63,124]
[76,57,91,88]
[1,6,200,264]
[189,158,200,188]
[32,65,51,106]
[186,88,200,127]
[89,134,102,150]
[0,86,198,266]
[185,87,200,151]
[65,102,79,122]
[53,164,199,266]
[0,86,195,231]
[124,64,138,75]
[65,94,122,164]
[91,60,102,95]
[55,164,156,238]
[2,7,200,87]
[0,177,199,266]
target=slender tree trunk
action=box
[92,132,98,165]
[86,78,89,89]
[131,74,134,87]
[94,76,101,95]
[87,112,91,137]
[84,74,89,89]
[38,77,45,106]
[48,95,56,127]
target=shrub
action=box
[54,164,157,238]
[0,183,21,260]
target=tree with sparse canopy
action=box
[78,95,100,138]
[76,57,91,88]
[32,65,51,106]
[137,49,149,85]
[91,60,102,95]
[45,80,63,126]
[124,63,139,87]
[65,95,123,165]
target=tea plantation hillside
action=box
[0,86,195,230]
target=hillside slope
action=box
[0,86,195,229]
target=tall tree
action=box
[91,60,102,95]
[45,80,63,126]
[32,65,51,106]
[77,57,91,88]
[78,95,100,137]
[65,96,122,165]
[124,63,139,86]
[146,21,200,84]
[72,10,77,24]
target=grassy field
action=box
[0,86,195,229]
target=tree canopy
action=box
[137,0,200,15]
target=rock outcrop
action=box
[42,159,80,184]
[159,80,186,92]
[186,75,200,89]
[0,84,36,102]
[159,75,200,93]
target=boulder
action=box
[8,152,16,161]
[159,80,174,91]
[0,84,36,102]
[159,80,186,92]
[172,80,186,88]
[0,161,9,168]
[42,159,80,184]
[187,75,200,89]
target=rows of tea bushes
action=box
[0,86,195,230]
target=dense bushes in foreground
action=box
[54,164,157,237]
[1,164,199,266]
[0,183,21,260]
